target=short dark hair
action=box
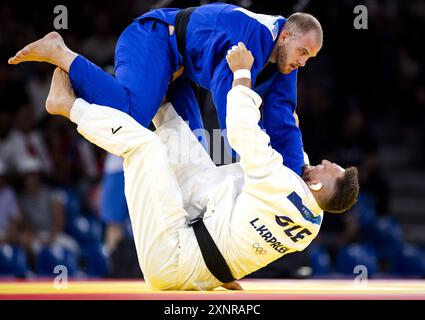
[284,12,323,44]
[322,167,359,213]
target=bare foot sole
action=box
[45,68,76,119]
[8,32,67,65]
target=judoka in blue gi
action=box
[8,3,322,176]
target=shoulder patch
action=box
[287,192,322,225]
[234,8,282,41]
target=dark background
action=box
[0,0,424,280]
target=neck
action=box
[309,190,324,212]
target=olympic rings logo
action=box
[252,242,267,255]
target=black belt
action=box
[175,9,234,282]
[188,216,236,284]
[174,7,235,283]
[172,7,200,113]
[174,7,196,60]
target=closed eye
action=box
[299,47,316,58]
[299,48,308,55]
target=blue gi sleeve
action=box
[209,25,272,155]
[210,23,305,175]
[262,70,305,176]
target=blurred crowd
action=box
[0,0,424,279]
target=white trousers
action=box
[71,99,214,290]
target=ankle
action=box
[59,50,78,73]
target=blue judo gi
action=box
[69,3,305,175]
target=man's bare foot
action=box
[8,32,77,72]
[45,67,76,119]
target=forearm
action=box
[225,42,283,177]
[226,86,282,178]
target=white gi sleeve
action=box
[226,85,285,180]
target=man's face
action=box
[302,160,345,200]
[276,30,321,74]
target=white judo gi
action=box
[69,85,323,291]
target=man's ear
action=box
[308,182,323,191]
[279,29,290,42]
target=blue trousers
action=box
[69,19,207,149]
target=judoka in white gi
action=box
[43,43,359,291]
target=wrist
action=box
[233,69,251,80]
[231,77,252,90]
